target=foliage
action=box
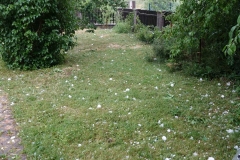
[162,0,240,77]
[145,0,180,11]
[0,0,125,70]
[224,15,240,65]
[0,0,78,70]
[113,22,132,33]
[114,13,161,44]
[113,13,143,33]
[113,13,134,33]
[135,26,161,44]
[152,26,175,60]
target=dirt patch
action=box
[0,94,26,159]
[108,43,123,49]
[130,44,143,49]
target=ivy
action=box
[0,0,125,70]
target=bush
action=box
[0,0,78,70]
[113,22,132,33]
[135,25,161,44]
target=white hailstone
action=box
[207,157,215,160]
[78,144,82,147]
[97,104,102,109]
[167,129,171,132]
[170,83,174,87]
[199,78,203,82]
[226,82,231,86]
[115,93,118,95]
[160,123,164,127]
[162,136,167,142]
[226,129,234,134]
[218,83,221,86]
[138,124,142,127]
[10,136,15,140]
[125,88,130,92]
[193,152,198,156]
[234,145,239,150]
[68,95,72,98]
[165,158,171,160]
[8,78,11,81]
[74,76,77,80]
[109,78,113,81]
[155,86,158,90]
[221,95,225,98]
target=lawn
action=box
[0,29,239,159]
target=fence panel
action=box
[118,8,172,29]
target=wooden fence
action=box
[77,10,116,28]
[77,9,172,29]
[118,8,172,30]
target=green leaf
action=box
[229,26,237,38]
[237,15,240,25]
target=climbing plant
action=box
[0,0,125,70]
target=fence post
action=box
[133,9,137,26]
[157,12,164,30]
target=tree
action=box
[0,0,125,70]
[163,0,240,77]
[224,15,240,65]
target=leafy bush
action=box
[136,26,153,43]
[152,26,174,60]
[113,22,132,33]
[113,12,144,34]
[0,0,79,70]
[162,0,240,78]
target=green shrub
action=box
[135,26,161,44]
[113,22,132,33]
[0,0,78,70]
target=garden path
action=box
[0,93,26,160]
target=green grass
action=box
[0,29,239,160]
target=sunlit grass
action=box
[0,29,239,159]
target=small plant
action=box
[113,22,132,33]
